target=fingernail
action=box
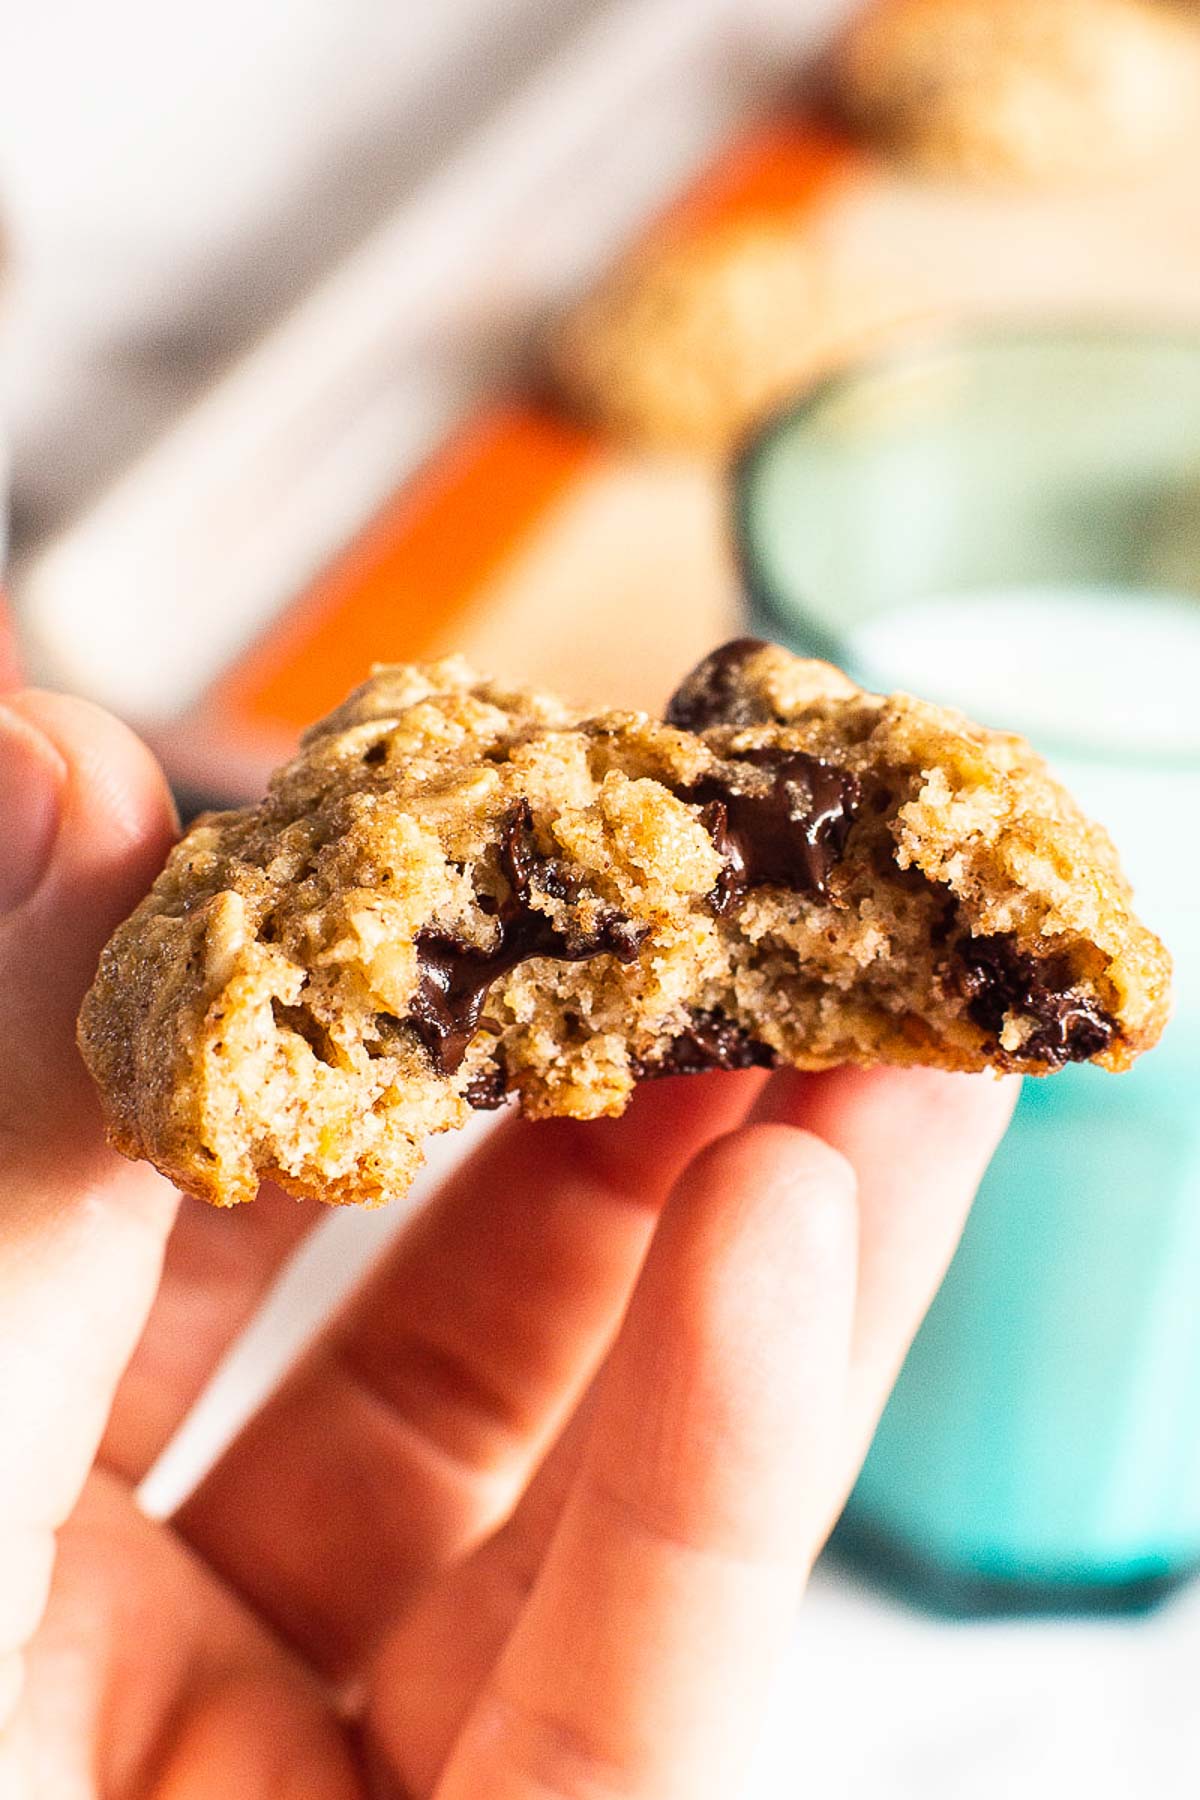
[0,705,65,911]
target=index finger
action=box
[431,1123,859,1800]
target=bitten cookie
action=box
[831,0,1200,184]
[78,641,1170,1208]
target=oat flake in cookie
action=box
[78,642,1171,1208]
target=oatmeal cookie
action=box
[551,224,839,453]
[831,0,1200,185]
[78,641,1170,1208]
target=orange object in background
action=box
[654,117,865,246]
[210,405,597,739]
[188,395,735,799]
[199,123,869,777]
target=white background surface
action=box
[2,3,1197,1793]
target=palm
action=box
[0,693,1013,1798]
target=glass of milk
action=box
[736,330,1200,1613]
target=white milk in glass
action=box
[841,582,1200,1590]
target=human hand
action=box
[0,692,1015,1798]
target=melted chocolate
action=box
[682,748,862,913]
[463,1062,510,1110]
[957,934,1117,1067]
[409,803,648,1076]
[665,638,774,731]
[635,1010,780,1079]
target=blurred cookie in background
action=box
[553,0,1200,458]
[830,0,1200,184]
[550,122,919,453]
[553,220,823,453]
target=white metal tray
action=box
[17,0,848,730]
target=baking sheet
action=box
[16,0,821,736]
[18,0,1200,805]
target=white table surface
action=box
[2,5,1197,1793]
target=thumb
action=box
[0,693,179,1684]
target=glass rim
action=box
[731,322,1200,773]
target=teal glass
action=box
[734,331,1200,1614]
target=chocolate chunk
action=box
[667,648,863,908]
[408,937,507,1077]
[463,1063,510,1110]
[409,802,649,1076]
[635,1010,780,1078]
[665,639,775,731]
[957,933,1116,1067]
[682,748,861,912]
